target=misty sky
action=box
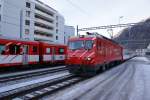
[41,0,150,37]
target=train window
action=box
[32,46,37,53]
[85,40,93,50]
[0,45,5,55]
[59,48,65,54]
[46,48,51,54]
[68,41,84,50]
[9,45,20,54]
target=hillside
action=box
[115,18,150,50]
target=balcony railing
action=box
[35,18,54,27]
[35,9,55,20]
[34,34,53,42]
[35,26,54,35]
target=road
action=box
[43,56,150,100]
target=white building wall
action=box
[55,14,65,44]
[21,0,35,40]
[0,0,35,40]
[1,0,23,39]
[0,0,71,44]
[64,25,75,44]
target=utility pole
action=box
[76,25,79,36]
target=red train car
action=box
[0,37,67,68]
[66,33,123,75]
[0,37,39,67]
[39,42,67,65]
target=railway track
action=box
[0,74,83,100]
[0,66,67,83]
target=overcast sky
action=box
[41,0,150,37]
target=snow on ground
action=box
[132,56,150,62]
[0,70,69,88]
[0,72,69,93]
[43,56,150,100]
[0,66,66,78]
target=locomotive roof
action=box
[70,34,120,45]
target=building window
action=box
[56,16,58,20]
[56,29,58,34]
[26,2,31,8]
[25,29,29,34]
[25,20,30,25]
[56,36,58,40]
[26,11,31,17]
[56,23,58,27]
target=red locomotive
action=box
[66,33,123,75]
[0,37,67,68]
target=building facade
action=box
[0,0,74,44]
[64,25,75,44]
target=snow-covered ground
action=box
[43,56,150,100]
[0,72,70,94]
[123,54,135,60]
[0,71,69,90]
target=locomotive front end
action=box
[66,37,97,75]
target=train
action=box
[0,36,67,68]
[66,32,123,76]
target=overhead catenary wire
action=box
[65,0,89,16]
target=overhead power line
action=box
[78,23,138,31]
[65,0,89,16]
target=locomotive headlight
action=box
[87,57,91,61]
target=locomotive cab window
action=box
[0,45,5,55]
[59,48,65,54]
[85,40,93,50]
[68,41,84,50]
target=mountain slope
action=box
[115,18,150,50]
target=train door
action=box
[22,45,29,65]
[51,47,55,63]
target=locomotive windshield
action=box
[69,41,84,50]
[68,40,93,50]
[85,40,93,50]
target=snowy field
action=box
[42,56,150,100]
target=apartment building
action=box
[64,25,75,44]
[0,0,74,44]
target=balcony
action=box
[35,18,54,27]
[34,34,53,42]
[35,9,55,21]
[35,0,56,14]
[35,26,54,35]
